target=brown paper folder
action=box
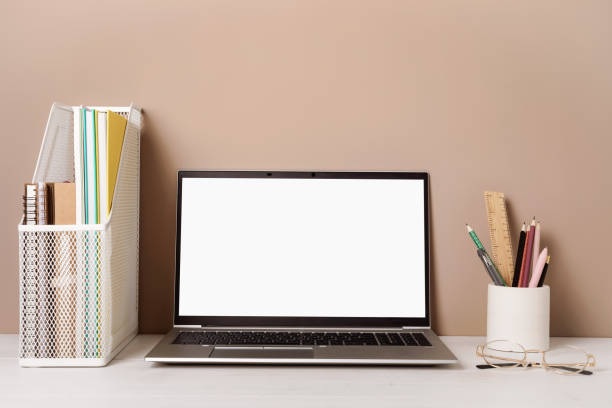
[53,231,76,358]
[49,183,76,225]
[48,182,77,357]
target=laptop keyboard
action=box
[172,331,432,347]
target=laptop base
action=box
[145,328,457,365]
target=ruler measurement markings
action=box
[484,191,514,286]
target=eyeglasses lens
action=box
[544,347,590,375]
[483,340,525,368]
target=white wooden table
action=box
[0,335,610,407]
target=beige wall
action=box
[1,1,611,336]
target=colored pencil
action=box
[512,222,526,287]
[529,248,548,288]
[531,221,541,276]
[537,256,551,287]
[519,217,536,287]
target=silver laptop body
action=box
[145,171,457,365]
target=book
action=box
[21,234,38,357]
[52,231,76,358]
[35,182,48,225]
[23,183,37,225]
[82,109,101,356]
[106,111,127,215]
[73,108,86,357]
[48,182,77,357]
[34,182,54,357]
[97,111,109,224]
[81,229,101,358]
[83,109,99,225]
[21,185,38,357]
[49,182,76,225]
[73,107,84,224]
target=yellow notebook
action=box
[106,111,127,215]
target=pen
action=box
[528,248,548,288]
[466,224,485,250]
[476,248,506,286]
[537,256,551,287]
[531,221,541,277]
[512,222,526,287]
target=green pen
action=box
[466,224,485,250]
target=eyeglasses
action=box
[476,340,596,375]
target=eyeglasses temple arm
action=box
[476,363,532,369]
[550,365,593,375]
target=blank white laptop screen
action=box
[178,177,426,318]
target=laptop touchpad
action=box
[211,347,314,359]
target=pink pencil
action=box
[531,221,541,275]
[529,248,549,288]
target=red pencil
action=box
[519,217,536,287]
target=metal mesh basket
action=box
[18,105,140,367]
[19,228,108,360]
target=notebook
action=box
[145,171,457,365]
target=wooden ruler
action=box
[484,191,514,286]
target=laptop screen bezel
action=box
[173,170,431,328]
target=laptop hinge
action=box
[176,325,431,330]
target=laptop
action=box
[145,171,457,365]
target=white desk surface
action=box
[0,335,610,407]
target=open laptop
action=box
[145,171,457,365]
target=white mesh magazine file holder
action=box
[18,104,141,366]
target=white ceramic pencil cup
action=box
[486,284,550,351]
